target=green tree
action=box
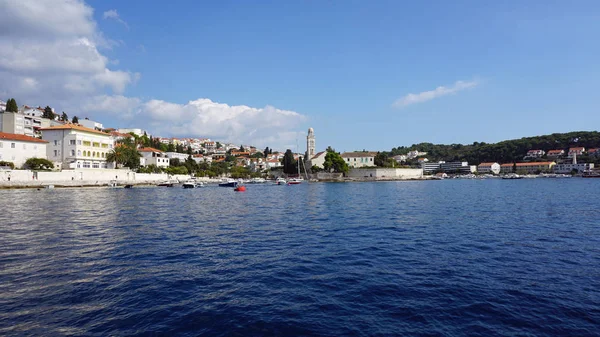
[263,146,272,157]
[72,116,79,124]
[170,158,181,166]
[23,158,54,170]
[216,142,222,149]
[282,149,297,174]
[323,150,349,174]
[60,112,68,122]
[43,106,54,120]
[186,146,193,155]
[240,145,245,152]
[106,141,141,169]
[5,98,18,112]
[167,143,176,152]
[0,161,15,169]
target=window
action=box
[77,150,81,156]
[0,142,3,148]
[54,150,58,157]
[92,162,100,169]
[54,140,58,146]
[71,150,75,156]
[83,162,91,168]
[11,143,15,148]
[83,141,91,146]
[77,140,82,145]
[93,142,99,148]
[70,140,76,145]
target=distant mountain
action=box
[385,131,600,165]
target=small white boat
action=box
[275,177,286,185]
[287,178,303,185]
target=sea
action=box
[1,179,599,336]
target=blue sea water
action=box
[1,179,599,336]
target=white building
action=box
[554,162,594,174]
[440,161,471,173]
[0,112,60,137]
[392,154,407,163]
[139,147,170,168]
[341,152,377,168]
[165,152,189,161]
[421,162,441,173]
[0,132,48,168]
[407,150,427,159]
[477,162,501,174]
[524,149,545,159]
[308,151,327,169]
[78,118,104,130]
[41,124,114,169]
[568,147,585,158]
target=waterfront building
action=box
[554,162,594,174]
[567,147,585,158]
[40,124,114,169]
[440,161,472,173]
[341,152,377,168]
[78,118,104,131]
[588,148,600,158]
[547,149,565,158]
[477,162,501,174]
[0,132,48,167]
[420,161,441,173]
[500,161,556,174]
[139,147,170,168]
[308,151,327,169]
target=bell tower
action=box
[307,127,315,159]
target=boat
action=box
[275,177,287,185]
[182,179,205,188]
[157,180,175,187]
[218,178,238,187]
[248,177,266,184]
[287,178,303,185]
[234,185,246,192]
[582,170,600,178]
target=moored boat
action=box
[287,178,303,185]
[275,178,286,185]
[218,178,238,187]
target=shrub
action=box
[0,161,15,169]
[23,158,54,171]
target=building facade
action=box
[0,132,48,167]
[41,124,114,169]
[440,161,471,173]
[79,118,104,130]
[568,147,585,158]
[0,112,59,137]
[554,163,594,174]
[341,152,377,168]
[500,161,556,174]
[477,162,501,174]
[139,147,170,168]
[421,161,441,173]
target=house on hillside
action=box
[547,149,565,158]
[568,147,585,158]
[41,124,114,169]
[0,132,48,168]
[524,149,545,159]
[139,147,170,168]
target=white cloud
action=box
[103,9,129,30]
[142,98,307,148]
[0,0,136,104]
[393,80,479,108]
[0,1,307,149]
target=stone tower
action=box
[307,127,315,159]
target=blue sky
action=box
[3,1,600,151]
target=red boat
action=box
[234,185,246,192]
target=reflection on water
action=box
[1,180,600,336]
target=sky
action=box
[1,0,600,152]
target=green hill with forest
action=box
[383,131,600,165]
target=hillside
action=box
[384,131,600,164]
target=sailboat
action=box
[287,153,304,185]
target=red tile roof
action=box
[478,162,498,166]
[569,147,585,151]
[547,150,564,154]
[138,147,163,153]
[0,132,48,143]
[40,124,109,136]
[514,162,555,166]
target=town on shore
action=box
[1,98,600,188]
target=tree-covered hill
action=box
[384,131,600,165]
